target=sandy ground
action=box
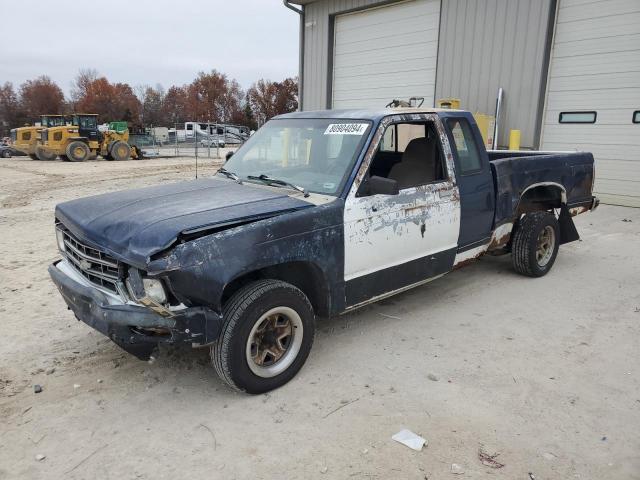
[0,155,639,480]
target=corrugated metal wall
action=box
[435,0,553,148]
[302,0,554,148]
[303,0,391,111]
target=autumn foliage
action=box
[0,69,298,136]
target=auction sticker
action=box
[324,123,368,135]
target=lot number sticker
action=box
[324,123,368,135]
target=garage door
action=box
[541,0,640,207]
[332,0,441,109]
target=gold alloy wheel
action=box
[245,306,303,378]
[536,225,556,267]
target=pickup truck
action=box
[49,108,599,393]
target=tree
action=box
[19,75,65,118]
[162,85,188,125]
[137,85,165,126]
[247,77,298,126]
[0,82,25,135]
[71,70,141,124]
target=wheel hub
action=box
[536,225,556,267]
[246,306,303,378]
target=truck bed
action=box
[488,150,595,226]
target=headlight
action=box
[142,278,167,304]
[55,228,66,253]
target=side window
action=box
[633,111,640,124]
[559,111,597,124]
[448,119,482,174]
[366,121,446,192]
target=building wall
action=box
[435,0,554,148]
[302,0,554,148]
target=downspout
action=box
[283,0,305,111]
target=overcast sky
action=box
[1,0,300,95]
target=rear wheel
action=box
[66,141,90,162]
[36,147,57,161]
[59,154,70,161]
[1,149,11,158]
[28,153,38,160]
[212,280,315,394]
[110,141,131,161]
[512,211,560,277]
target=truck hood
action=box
[56,178,314,268]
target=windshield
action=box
[224,118,371,195]
[43,116,65,127]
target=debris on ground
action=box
[33,384,42,394]
[392,429,427,451]
[478,445,505,468]
[621,218,632,222]
[73,384,81,389]
[427,373,439,382]
[35,454,46,461]
[45,368,55,375]
[528,473,536,480]
[450,463,464,474]
[542,452,556,460]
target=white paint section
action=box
[332,0,441,109]
[344,186,460,280]
[541,0,640,207]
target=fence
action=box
[128,123,249,159]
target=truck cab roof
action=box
[274,108,465,122]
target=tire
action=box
[66,141,90,162]
[36,147,57,161]
[511,211,560,277]
[59,154,70,161]
[2,149,12,158]
[110,141,131,161]
[28,153,38,160]
[212,280,315,394]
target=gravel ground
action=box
[0,155,639,480]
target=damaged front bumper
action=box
[48,260,222,360]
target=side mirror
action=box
[359,175,399,196]
[225,151,234,162]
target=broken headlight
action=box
[142,278,167,305]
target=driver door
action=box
[343,114,461,308]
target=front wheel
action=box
[511,211,560,277]
[212,280,315,394]
[66,141,90,162]
[36,147,57,161]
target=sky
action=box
[0,0,300,95]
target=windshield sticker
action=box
[324,123,368,135]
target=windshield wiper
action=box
[247,174,309,197]
[217,167,241,183]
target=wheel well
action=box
[517,185,565,215]
[222,262,330,317]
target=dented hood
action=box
[55,178,313,268]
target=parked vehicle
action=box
[39,115,142,161]
[200,138,225,148]
[10,115,67,160]
[49,108,598,393]
[0,144,13,158]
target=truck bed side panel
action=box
[490,152,594,226]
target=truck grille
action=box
[41,130,48,142]
[58,226,122,294]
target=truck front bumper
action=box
[48,260,222,360]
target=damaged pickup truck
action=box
[49,108,599,393]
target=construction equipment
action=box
[39,115,142,162]
[10,115,66,160]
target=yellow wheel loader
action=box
[39,114,141,162]
[10,115,66,160]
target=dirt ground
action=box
[0,156,639,480]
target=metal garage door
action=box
[332,0,441,109]
[541,0,640,207]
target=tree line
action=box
[0,69,298,136]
